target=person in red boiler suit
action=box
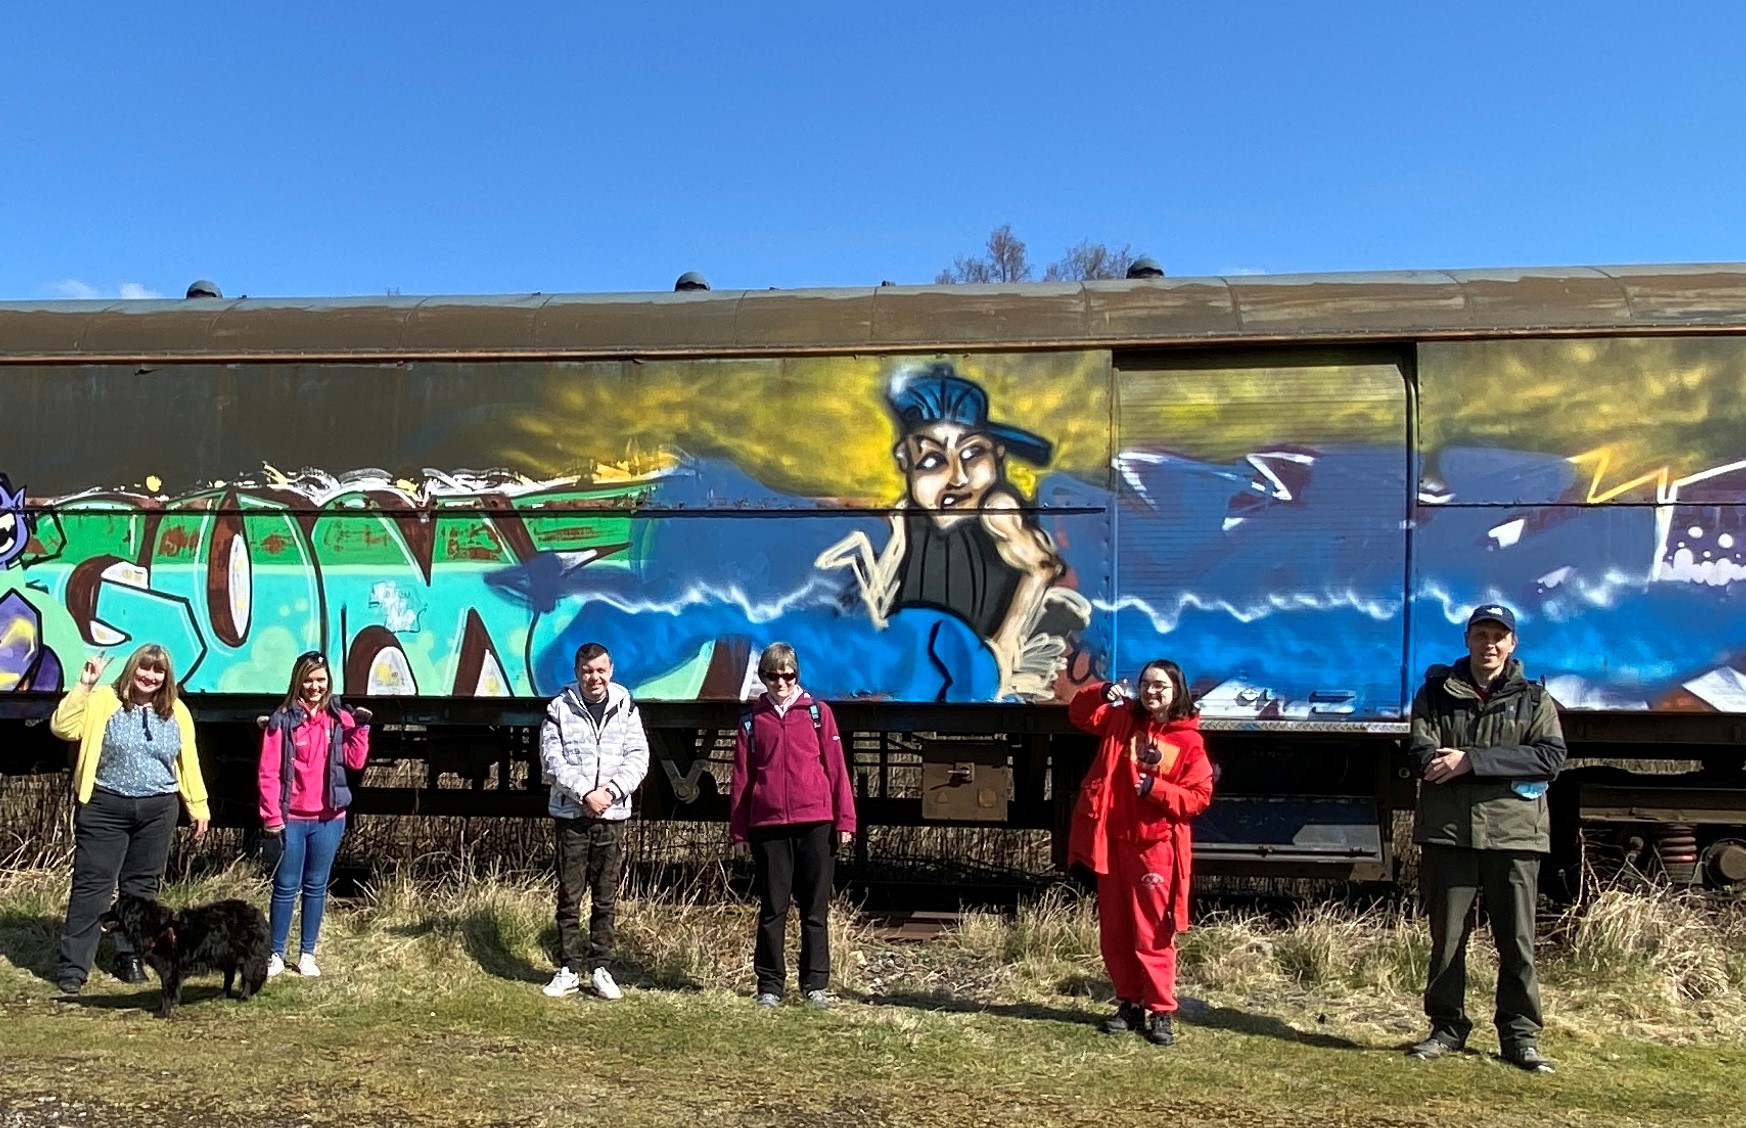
[1067,659,1214,1046]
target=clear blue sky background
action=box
[4,1,1743,300]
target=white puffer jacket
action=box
[539,682,650,820]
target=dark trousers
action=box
[59,789,180,984]
[750,821,834,995]
[1421,843,1544,1049]
[553,815,625,972]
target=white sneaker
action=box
[542,967,581,997]
[297,953,321,978]
[590,967,623,1001]
[266,953,286,978]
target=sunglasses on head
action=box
[298,650,328,665]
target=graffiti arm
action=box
[981,493,1068,692]
[813,510,907,628]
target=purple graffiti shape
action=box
[0,589,62,692]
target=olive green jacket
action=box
[1409,657,1567,853]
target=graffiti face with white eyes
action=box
[0,475,27,569]
[896,421,1005,529]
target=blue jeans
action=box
[270,815,346,956]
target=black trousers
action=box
[553,816,625,972]
[750,821,834,995]
[59,788,180,984]
[1421,843,1545,1050]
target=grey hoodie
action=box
[539,682,650,820]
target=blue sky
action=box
[4,1,1743,300]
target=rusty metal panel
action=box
[401,295,547,351]
[1579,784,1746,823]
[77,301,235,354]
[0,302,118,354]
[204,298,415,353]
[532,291,742,352]
[732,289,876,350]
[1445,268,1632,326]
[1609,265,1746,323]
[1081,278,1240,339]
[1231,271,1470,332]
[919,743,1011,821]
[870,283,1087,347]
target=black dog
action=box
[98,893,271,1018]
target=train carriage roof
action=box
[4,264,1746,362]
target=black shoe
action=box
[112,954,147,984]
[1406,1034,1463,1060]
[56,978,84,996]
[1502,1045,1556,1074]
[1100,1001,1144,1035]
[1144,1010,1175,1046]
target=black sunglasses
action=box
[760,668,798,682]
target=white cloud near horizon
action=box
[52,278,164,300]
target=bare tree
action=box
[937,227,1146,284]
[935,224,1033,284]
[1043,240,1137,281]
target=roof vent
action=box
[674,272,710,292]
[1125,258,1164,280]
[185,279,224,299]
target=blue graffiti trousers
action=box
[269,814,347,956]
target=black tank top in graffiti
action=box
[896,510,1024,639]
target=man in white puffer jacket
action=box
[539,643,650,1001]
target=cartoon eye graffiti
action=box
[0,473,33,569]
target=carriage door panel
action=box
[1112,350,1411,721]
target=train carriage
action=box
[4,265,1746,888]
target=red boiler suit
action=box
[1067,683,1214,1014]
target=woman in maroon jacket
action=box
[729,642,857,1009]
[1067,659,1214,1046]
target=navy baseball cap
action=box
[1466,603,1517,633]
[886,363,1053,466]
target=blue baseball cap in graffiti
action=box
[886,363,1053,466]
[1466,603,1517,633]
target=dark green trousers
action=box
[1420,844,1543,1049]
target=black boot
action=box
[1100,1000,1144,1034]
[112,954,147,984]
[1145,1010,1175,1046]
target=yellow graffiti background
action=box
[1420,338,1746,487]
[495,352,1114,500]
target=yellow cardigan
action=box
[50,684,211,821]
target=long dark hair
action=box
[1138,658,1197,721]
[279,650,333,714]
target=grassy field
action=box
[3,864,1745,1128]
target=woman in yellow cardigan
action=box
[52,644,209,995]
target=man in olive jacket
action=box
[1407,603,1566,1074]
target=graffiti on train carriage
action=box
[5,338,1746,714]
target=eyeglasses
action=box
[760,669,798,683]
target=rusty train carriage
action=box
[5,265,1746,888]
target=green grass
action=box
[3,867,1745,1127]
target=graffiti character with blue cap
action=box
[1405,601,1567,1074]
[815,363,1089,699]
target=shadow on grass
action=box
[0,910,67,986]
[58,981,239,1017]
[384,909,549,985]
[869,975,1369,1050]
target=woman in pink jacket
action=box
[729,642,857,1009]
[1067,659,1214,1046]
[258,651,370,978]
